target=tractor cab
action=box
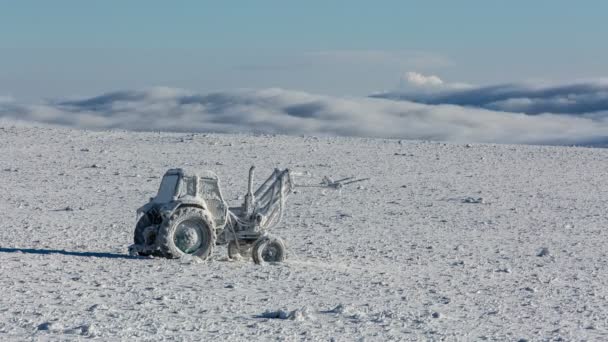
[145,169,228,228]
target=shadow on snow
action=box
[0,247,143,260]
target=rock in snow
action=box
[537,247,551,257]
[260,307,314,321]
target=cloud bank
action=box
[374,79,608,116]
[1,85,608,146]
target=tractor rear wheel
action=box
[157,207,216,259]
[134,214,156,256]
[252,236,286,264]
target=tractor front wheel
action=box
[252,236,286,264]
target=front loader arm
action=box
[251,168,293,230]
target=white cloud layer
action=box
[1,86,608,146]
[375,78,608,116]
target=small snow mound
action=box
[462,197,484,204]
[327,304,367,320]
[537,247,551,257]
[64,324,98,336]
[260,307,314,321]
[87,304,105,312]
[369,310,399,323]
[80,324,98,337]
[37,322,62,332]
[179,254,203,264]
[329,304,353,315]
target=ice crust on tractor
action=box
[129,166,291,264]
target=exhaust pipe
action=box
[243,166,255,216]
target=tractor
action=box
[129,166,293,263]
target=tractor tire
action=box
[157,207,216,259]
[252,236,286,264]
[227,240,253,260]
[134,214,155,256]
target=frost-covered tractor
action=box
[129,166,292,264]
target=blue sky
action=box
[1,0,607,99]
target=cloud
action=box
[1,86,608,146]
[396,72,473,93]
[374,77,608,116]
[402,71,444,87]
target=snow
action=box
[1,123,607,340]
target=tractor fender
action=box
[162,200,210,224]
[136,201,155,216]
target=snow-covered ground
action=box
[1,124,607,341]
